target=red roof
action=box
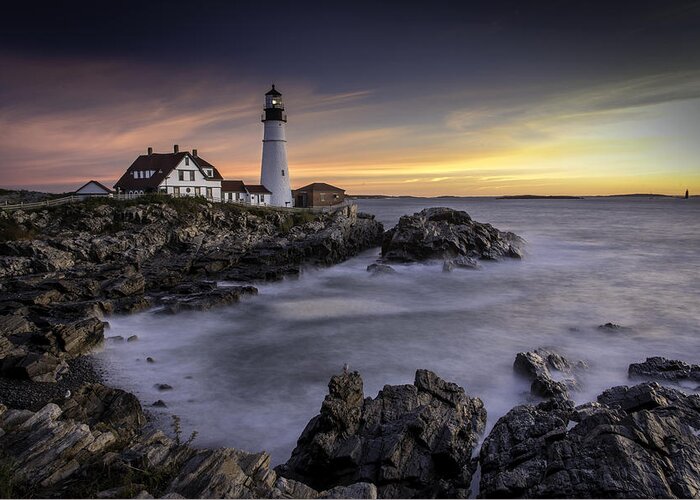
[294,182,344,192]
[75,180,113,194]
[221,180,246,192]
[246,184,272,194]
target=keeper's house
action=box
[114,145,225,199]
[113,145,272,206]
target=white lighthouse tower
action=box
[260,85,293,207]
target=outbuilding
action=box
[293,182,345,208]
[74,180,113,198]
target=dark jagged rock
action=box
[277,369,487,498]
[1,351,69,383]
[381,207,523,263]
[442,255,478,272]
[513,348,587,399]
[366,263,397,275]
[1,201,383,383]
[598,322,627,331]
[629,356,700,384]
[479,382,700,498]
[60,382,145,440]
[157,285,258,314]
[0,401,298,499]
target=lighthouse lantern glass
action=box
[265,95,283,109]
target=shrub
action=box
[0,218,34,242]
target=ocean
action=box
[96,197,700,464]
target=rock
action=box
[0,403,106,488]
[166,448,276,498]
[146,357,155,363]
[442,255,478,272]
[513,348,586,399]
[598,322,626,331]
[366,263,397,275]
[155,383,173,391]
[152,400,167,408]
[53,317,106,356]
[102,272,146,301]
[158,286,258,314]
[277,369,487,498]
[381,207,523,263]
[272,476,320,498]
[60,383,146,439]
[127,335,139,342]
[629,356,700,384]
[106,335,124,343]
[1,351,69,383]
[479,382,700,498]
[319,482,378,499]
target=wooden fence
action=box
[1,193,354,215]
[0,195,83,211]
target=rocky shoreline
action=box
[2,201,699,498]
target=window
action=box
[173,187,180,195]
[320,193,325,201]
[185,157,190,166]
[178,170,185,181]
[206,187,212,198]
[186,187,191,194]
[195,187,201,196]
[281,170,285,176]
[260,194,265,202]
[189,171,195,181]
[133,171,137,179]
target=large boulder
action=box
[60,383,146,440]
[381,207,523,263]
[277,369,487,498]
[629,357,700,385]
[479,382,700,498]
[513,348,587,399]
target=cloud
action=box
[1,51,699,196]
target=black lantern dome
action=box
[262,85,286,122]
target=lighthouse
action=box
[260,85,293,207]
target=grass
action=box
[0,218,35,242]
[0,454,26,499]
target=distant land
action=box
[497,195,583,200]
[347,193,692,200]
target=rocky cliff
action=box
[0,197,384,385]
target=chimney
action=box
[192,149,198,157]
[174,144,179,153]
[147,147,153,155]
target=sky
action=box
[1,0,699,196]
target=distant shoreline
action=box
[347,193,691,200]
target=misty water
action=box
[96,197,700,464]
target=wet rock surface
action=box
[277,369,487,498]
[381,207,524,263]
[514,348,587,399]
[479,382,700,498]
